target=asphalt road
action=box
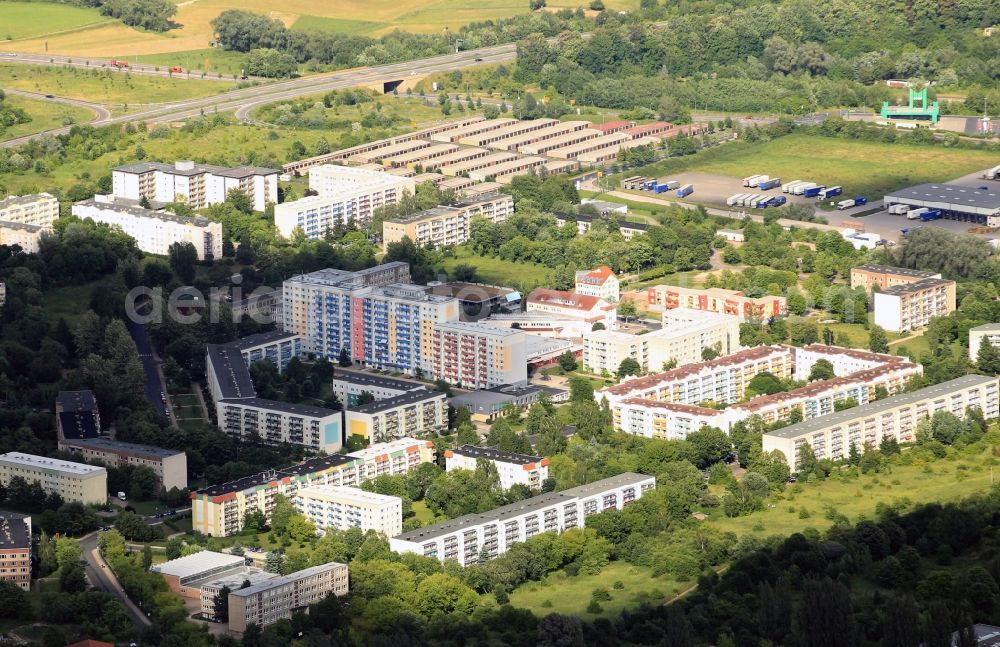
[0,51,235,81]
[1,88,113,148]
[80,531,152,630]
[1,43,517,148]
[127,319,173,422]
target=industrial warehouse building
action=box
[882,182,1000,227]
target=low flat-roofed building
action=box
[445,445,548,489]
[381,143,460,169]
[344,389,447,443]
[430,118,518,143]
[450,383,546,422]
[458,118,559,147]
[467,156,547,183]
[295,485,403,536]
[716,229,745,243]
[576,137,659,165]
[519,129,602,156]
[421,148,490,172]
[424,281,521,320]
[763,374,1000,471]
[459,181,505,198]
[0,452,107,505]
[439,152,519,177]
[390,472,655,566]
[151,550,247,598]
[882,182,1000,227]
[349,139,430,165]
[487,121,590,151]
[56,390,100,441]
[546,132,632,160]
[0,512,31,590]
[227,562,349,635]
[58,437,187,491]
[591,120,635,134]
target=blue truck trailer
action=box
[676,184,694,198]
[802,186,825,198]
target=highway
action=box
[0,51,235,81]
[1,44,517,148]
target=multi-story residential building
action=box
[343,389,447,443]
[574,266,620,302]
[0,221,49,254]
[0,193,59,227]
[430,321,528,388]
[294,485,403,536]
[112,161,278,211]
[612,399,729,440]
[330,372,426,406]
[72,196,223,260]
[583,309,740,374]
[381,193,514,249]
[599,344,794,408]
[191,438,434,536]
[791,344,911,381]
[227,562,349,635]
[445,445,549,490]
[58,438,187,491]
[849,264,941,293]
[281,264,458,375]
[230,330,303,372]
[275,165,415,238]
[873,277,957,333]
[763,375,1000,471]
[970,323,1000,361]
[526,288,618,331]
[646,285,786,322]
[205,341,342,453]
[390,473,655,566]
[55,390,100,441]
[0,452,107,505]
[0,513,31,590]
[230,288,282,325]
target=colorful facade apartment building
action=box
[574,265,620,302]
[646,285,786,322]
[0,513,31,590]
[191,438,434,536]
[295,485,403,536]
[281,264,460,376]
[526,288,618,331]
[612,399,729,440]
[430,321,528,389]
[763,375,1000,471]
[445,445,549,490]
[343,389,448,443]
[390,473,655,566]
[227,562,349,635]
[599,344,794,408]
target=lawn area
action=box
[129,49,251,78]
[706,445,998,539]
[1,94,94,140]
[622,134,1000,200]
[507,562,682,619]
[0,63,237,106]
[171,394,204,422]
[440,246,552,293]
[43,280,115,328]
[0,2,112,40]
[410,500,442,526]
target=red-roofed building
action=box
[575,265,620,302]
[592,120,635,134]
[613,398,729,440]
[647,284,786,322]
[527,288,618,330]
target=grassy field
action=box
[0,2,113,41]
[0,63,236,106]
[171,394,204,422]
[626,134,1000,200]
[3,0,639,56]
[1,94,94,139]
[508,562,682,619]
[128,49,251,78]
[440,246,552,292]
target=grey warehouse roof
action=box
[764,374,997,440]
[884,183,1000,213]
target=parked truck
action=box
[727,194,747,206]
[767,195,787,207]
[837,196,868,210]
[919,209,943,222]
[818,186,843,199]
[758,178,782,191]
[743,175,765,187]
[654,184,670,194]
[888,204,910,215]
[109,59,129,68]
[793,182,817,195]
[906,207,929,220]
[983,165,1000,180]
[676,184,694,198]
[662,180,680,190]
[782,180,803,193]
[741,194,759,207]
[802,185,825,198]
[749,195,767,208]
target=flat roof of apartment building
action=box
[60,437,183,460]
[0,193,56,208]
[765,374,997,440]
[74,198,216,227]
[206,344,257,399]
[880,277,955,295]
[345,437,430,462]
[229,562,346,598]
[57,390,97,412]
[351,388,442,415]
[0,452,105,475]
[450,445,543,465]
[151,550,245,578]
[331,372,426,391]
[0,513,29,550]
[219,397,339,419]
[230,330,300,351]
[853,264,940,279]
[296,484,400,505]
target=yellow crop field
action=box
[3,0,638,56]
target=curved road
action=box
[80,531,152,630]
[1,88,112,148]
[1,44,517,148]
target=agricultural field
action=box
[0,63,237,107]
[0,2,113,41]
[0,94,94,139]
[627,134,1000,200]
[2,0,639,57]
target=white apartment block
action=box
[583,308,739,374]
[0,221,48,254]
[330,372,426,407]
[72,196,223,260]
[763,375,1000,471]
[574,266,620,302]
[58,437,187,491]
[613,399,730,440]
[381,193,514,249]
[0,193,59,227]
[294,485,403,536]
[275,165,416,238]
[231,330,303,373]
[390,473,655,566]
[873,278,957,333]
[227,562,349,635]
[599,344,794,408]
[791,344,913,381]
[0,452,107,505]
[445,445,549,490]
[112,161,278,211]
[344,389,447,444]
[970,323,1000,361]
[431,321,528,389]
